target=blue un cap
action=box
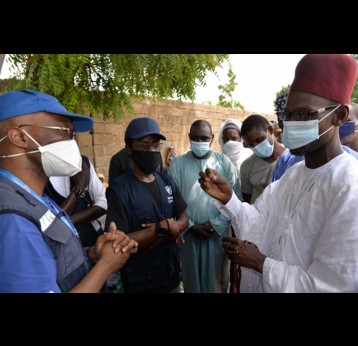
[0,89,93,132]
[125,117,166,140]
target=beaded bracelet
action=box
[224,240,258,293]
[227,240,258,255]
[237,241,258,254]
[236,240,248,255]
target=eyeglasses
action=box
[279,104,341,121]
[18,124,74,139]
[133,142,163,152]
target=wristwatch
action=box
[72,187,87,199]
[155,222,167,237]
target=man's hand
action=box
[190,222,215,240]
[198,168,233,204]
[99,238,136,274]
[72,159,90,189]
[92,222,138,262]
[222,236,266,273]
[166,219,180,240]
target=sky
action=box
[0,54,306,114]
[193,54,305,114]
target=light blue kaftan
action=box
[168,151,242,293]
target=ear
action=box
[267,125,274,135]
[125,144,132,155]
[7,127,29,149]
[335,105,349,125]
[211,134,214,144]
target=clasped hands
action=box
[90,221,138,263]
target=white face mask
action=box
[222,140,243,162]
[0,129,82,177]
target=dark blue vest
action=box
[44,156,101,247]
[0,178,91,292]
[110,170,180,292]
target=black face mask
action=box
[131,151,162,174]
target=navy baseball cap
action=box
[0,89,93,132]
[125,117,166,140]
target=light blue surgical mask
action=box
[251,132,274,158]
[190,141,211,158]
[282,105,339,150]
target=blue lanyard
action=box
[0,168,79,237]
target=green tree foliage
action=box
[273,84,290,112]
[351,54,358,103]
[217,68,244,110]
[5,54,230,121]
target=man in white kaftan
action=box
[198,54,358,293]
[217,153,358,292]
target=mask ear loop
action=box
[0,128,41,158]
[0,135,8,143]
[318,105,341,137]
[19,128,42,147]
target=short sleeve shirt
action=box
[0,214,61,293]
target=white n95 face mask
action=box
[38,139,82,177]
[16,129,82,177]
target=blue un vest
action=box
[110,170,180,292]
[0,177,91,292]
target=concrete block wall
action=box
[76,98,276,181]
